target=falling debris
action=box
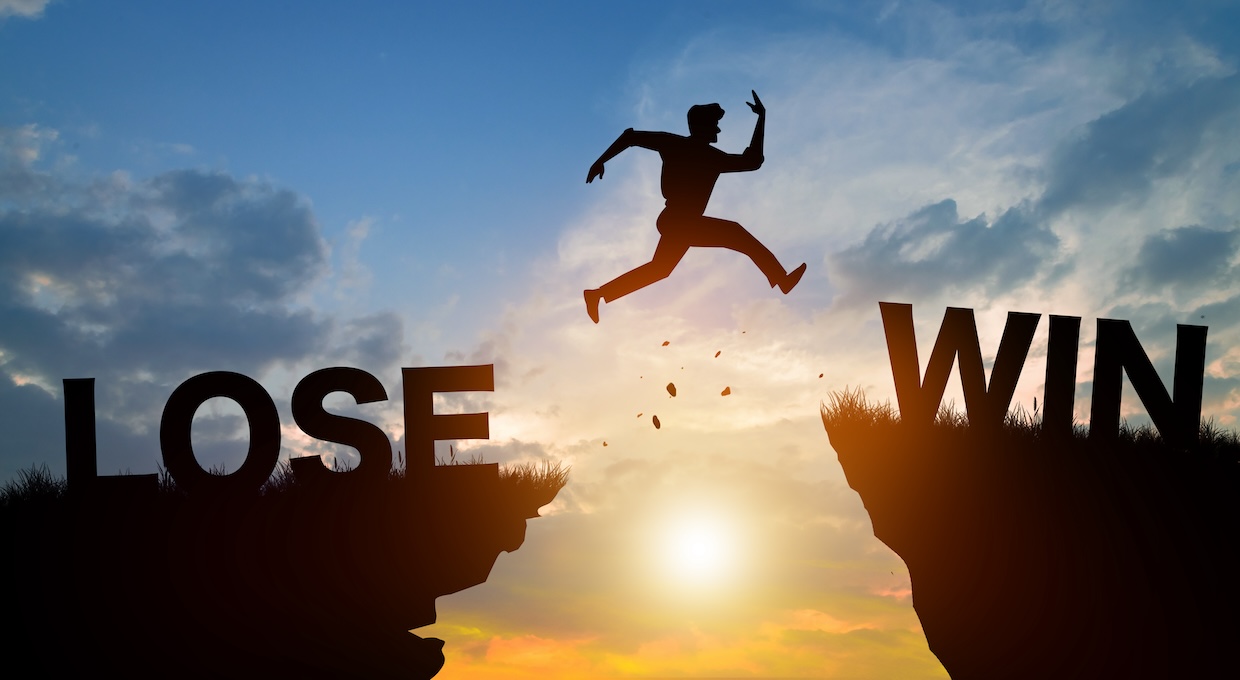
[652,415,661,429]
[661,340,670,346]
[819,373,824,378]
[666,382,676,397]
[603,441,608,447]
[636,412,643,418]
[721,386,731,396]
[714,350,721,358]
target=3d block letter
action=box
[63,377,98,493]
[1042,315,1082,437]
[160,371,281,496]
[402,365,494,470]
[1089,319,1207,445]
[291,367,391,483]
[63,377,158,496]
[880,302,1039,427]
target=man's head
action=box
[687,103,724,142]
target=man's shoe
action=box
[585,289,602,323]
[779,263,807,294]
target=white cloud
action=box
[0,0,50,20]
[4,3,1238,676]
[0,126,418,482]
[433,17,1240,672]
[336,215,377,294]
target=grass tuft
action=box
[0,464,66,509]
[4,452,569,514]
[823,387,1240,462]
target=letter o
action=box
[160,371,280,496]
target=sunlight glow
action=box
[661,514,735,587]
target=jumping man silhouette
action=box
[583,90,806,323]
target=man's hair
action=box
[687,103,725,133]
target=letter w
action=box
[879,303,1040,427]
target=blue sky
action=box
[3,1,1240,677]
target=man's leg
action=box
[585,237,690,323]
[687,217,805,293]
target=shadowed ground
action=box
[822,390,1239,679]
[0,461,565,679]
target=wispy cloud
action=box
[830,199,1058,309]
[0,125,397,480]
[3,2,1238,677]
[1123,226,1240,295]
[0,0,50,21]
[423,6,1240,675]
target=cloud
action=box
[422,6,1239,678]
[1123,225,1240,293]
[829,199,1059,308]
[0,125,333,480]
[332,312,405,370]
[0,379,64,473]
[816,63,1240,401]
[1040,74,1240,215]
[0,0,50,20]
[437,620,940,679]
[336,216,376,294]
[1195,292,1240,331]
[6,4,1237,677]
[0,125,61,199]
[429,442,931,678]
[458,15,1240,675]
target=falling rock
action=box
[652,415,661,429]
[661,341,670,346]
[715,351,721,358]
[721,386,731,396]
[666,382,676,397]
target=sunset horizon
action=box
[4,1,1239,677]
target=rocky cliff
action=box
[1,463,562,678]
[823,398,1239,679]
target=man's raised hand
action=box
[587,160,605,183]
[746,90,765,116]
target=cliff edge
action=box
[822,393,1239,679]
[0,462,565,679]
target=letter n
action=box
[1089,320,1207,445]
[879,302,1040,427]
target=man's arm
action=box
[739,90,766,171]
[587,129,671,183]
[717,90,766,173]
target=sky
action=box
[3,0,1239,677]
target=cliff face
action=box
[824,413,1240,679]
[1,463,556,679]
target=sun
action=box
[659,513,737,588]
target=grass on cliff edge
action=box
[821,387,1240,463]
[1,456,569,512]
